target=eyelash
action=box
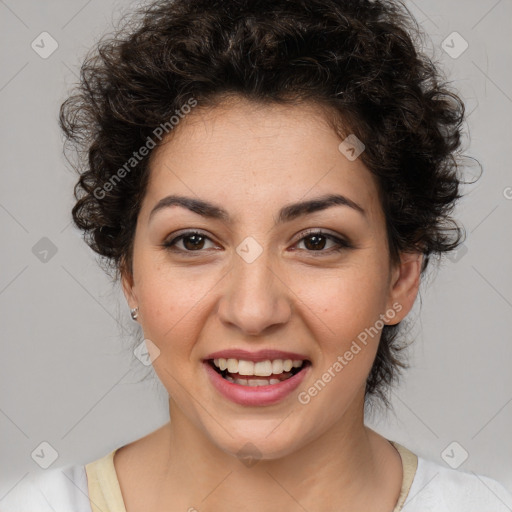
[162,229,353,256]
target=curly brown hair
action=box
[59,0,467,406]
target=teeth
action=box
[237,360,254,375]
[254,360,273,376]
[272,360,283,374]
[213,358,304,376]
[231,377,284,386]
[227,358,238,373]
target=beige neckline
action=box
[85,440,418,511]
[390,441,419,511]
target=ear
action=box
[385,251,423,325]
[120,260,138,310]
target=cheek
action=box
[139,279,205,340]
[134,255,225,360]
[137,276,206,395]
[292,270,389,424]
[294,262,390,344]
[292,263,390,403]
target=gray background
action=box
[1,0,511,498]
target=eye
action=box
[162,229,352,256]
[293,230,352,254]
[162,230,219,253]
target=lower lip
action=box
[203,361,310,406]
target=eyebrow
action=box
[148,193,366,224]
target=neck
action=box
[145,394,402,511]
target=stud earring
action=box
[130,307,139,321]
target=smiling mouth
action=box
[207,359,311,386]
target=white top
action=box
[403,457,512,511]
[0,464,91,512]
[1,442,511,511]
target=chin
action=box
[209,423,306,463]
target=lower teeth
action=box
[225,376,283,386]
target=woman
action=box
[2,0,511,510]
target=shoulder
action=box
[403,455,512,512]
[0,464,92,512]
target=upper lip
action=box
[204,348,310,362]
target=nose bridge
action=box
[218,244,291,335]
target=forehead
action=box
[142,98,383,224]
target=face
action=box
[122,97,421,460]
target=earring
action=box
[130,307,139,321]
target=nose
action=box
[217,247,292,336]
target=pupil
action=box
[184,234,204,250]
[305,235,326,250]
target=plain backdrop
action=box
[1,0,511,498]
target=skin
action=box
[118,96,423,512]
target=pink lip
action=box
[203,360,311,406]
[204,348,309,362]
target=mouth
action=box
[206,358,311,387]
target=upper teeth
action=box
[213,358,304,376]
